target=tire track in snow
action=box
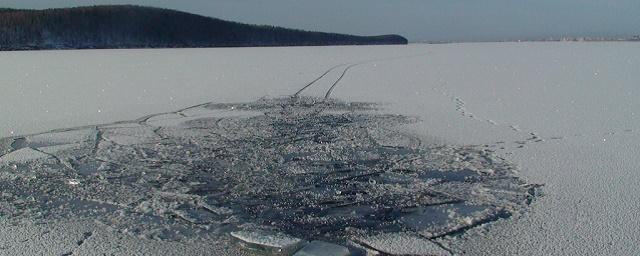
[324,63,361,100]
[293,52,432,100]
[293,64,346,97]
[323,53,434,100]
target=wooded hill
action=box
[0,5,408,50]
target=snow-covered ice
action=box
[0,147,52,164]
[355,232,450,256]
[1,42,639,255]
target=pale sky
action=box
[1,0,638,42]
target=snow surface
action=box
[1,42,639,255]
[326,42,640,255]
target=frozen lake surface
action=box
[1,43,639,255]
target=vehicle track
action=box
[324,63,361,99]
[293,64,346,97]
[293,52,432,100]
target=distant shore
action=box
[0,5,407,51]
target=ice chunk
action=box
[38,143,81,155]
[293,241,351,256]
[399,203,500,238]
[145,113,186,127]
[173,206,220,225]
[231,229,307,255]
[0,138,13,155]
[355,232,450,256]
[25,128,97,148]
[101,126,159,145]
[0,148,52,164]
[100,122,143,129]
[68,158,109,175]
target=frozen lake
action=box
[1,43,639,255]
[0,46,416,138]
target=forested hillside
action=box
[0,5,408,50]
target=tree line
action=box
[0,5,407,50]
